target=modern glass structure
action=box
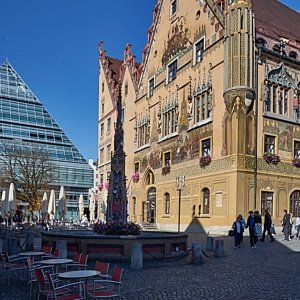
[0,60,93,220]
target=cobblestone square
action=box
[1,233,300,300]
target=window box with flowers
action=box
[162,164,171,176]
[132,172,140,183]
[98,183,103,191]
[263,152,280,164]
[104,182,110,190]
[292,157,300,167]
[199,155,211,168]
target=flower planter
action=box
[199,155,211,168]
[292,157,300,167]
[263,152,280,164]
[132,172,140,183]
[162,165,171,176]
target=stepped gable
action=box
[120,43,141,91]
[252,0,300,43]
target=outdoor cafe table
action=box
[40,258,73,272]
[19,251,45,262]
[58,270,100,300]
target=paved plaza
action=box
[1,233,300,300]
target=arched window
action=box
[164,193,170,214]
[202,188,210,214]
[290,191,300,217]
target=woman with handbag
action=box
[232,215,244,249]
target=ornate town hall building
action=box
[98,0,300,232]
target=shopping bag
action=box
[270,224,276,234]
[228,229,235,237]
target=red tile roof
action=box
[107,56,123,83]
[252,0,300,42]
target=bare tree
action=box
[0,141,58,217]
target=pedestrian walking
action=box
[289,213,294,239]
[260,209,275,242]
[295,216,300,239]
[282,209,291,241]
[232,215,244,249]
[246,211,256,248]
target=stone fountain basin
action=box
[41,230,188,260]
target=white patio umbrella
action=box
[48,189,56,220]
[1,190,7,216]
[8,182,17,212]
[58,186,67,221]
[41,192,48,217]
[89,190,95,222]
[78,193,84,220]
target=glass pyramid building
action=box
[0,60,93,220]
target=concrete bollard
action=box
[214,240,224,258]
[192,242,202,265]
[130,242,143,270]
[56,240,68,258]
[206,236,214,251]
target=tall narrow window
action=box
[264,135,275,154]
[294,141,300,158]
[170,0,177,16]
[134,162,140,173]
[106,144,111,162]
[168,60,177,82]
[272,86,277,113]
[202,188,210,214]
[261,192,273,215]
[164,193,170,214]
[202,138,211,156]
[100,123,104,137]
[132,197,137,216]
[195,38,204,64]
[99,148,104,165]
[164,152,171,166]
[107,117,111,133]
[148,77,155,97]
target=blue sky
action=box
[0,0,299,161]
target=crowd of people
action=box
[231,209,300,249]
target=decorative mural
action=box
[161,16,191,66]
[278,123,293,152]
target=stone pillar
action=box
[56,240,67,258]
[130,242,143,270]
[206,236,214,251]
[214,240,224,258]
[191,242,202,265]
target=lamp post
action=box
[176,176,185,233]
[253,43,264,210]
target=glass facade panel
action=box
[0,61,93,219]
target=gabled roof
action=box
[252,0,300,42]
[106,56,123,83]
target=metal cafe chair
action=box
[88,265,123,299]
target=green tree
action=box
[0,141,58,218]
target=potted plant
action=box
[98,183,103,191]
[104,182,110,190]
[162,164,171,175]
[263,152,280,164]
[292,157,300,167]
[199,154,211,168]
[132,172,139,183]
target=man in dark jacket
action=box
[282,209,291,241]
[260,209,275,242]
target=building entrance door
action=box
[147,187,156,224]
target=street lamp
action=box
[253,43,264,210]
[176,175,185,233]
